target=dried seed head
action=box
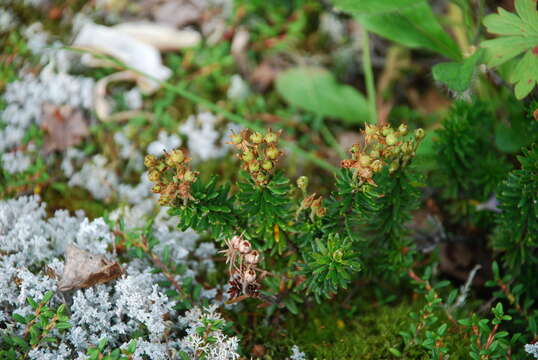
[230,235,242,249]
[239,240,252,254]
[244,250,260,264]
[243,268,257,283]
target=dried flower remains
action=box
[219,234,266,302]
[144,148,199,206]
[341,124,424,187]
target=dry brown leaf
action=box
[41,104,89,153]
[58,245,123,292]
[249,56,288,92]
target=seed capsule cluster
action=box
[229,129,283,186]
[220,235,264,300]
[144,149,199,206]
[341,124,424,187]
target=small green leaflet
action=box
[432,49,484,92]
[481,0,538,99]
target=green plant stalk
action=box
[361,31,378,124]
[66,47,338,173]
[320,123,347,159]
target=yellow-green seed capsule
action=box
[415,128,425,140]
[144,155,157,168]
[256,174,266,183]
[170,149,184,163]
[250,132,263,144]
[184,170,196,182]
[297,176,309,192]
[166,156,175,167]
[386,133,397,146]
[249,161,260,172]
[148,170,160,182]
[359,154,371,167]
[398,124,408,136]
[369,150,380,159]
[230,134,242,144]
[382,126,393,137]
[151,184,161,193]
[242,150,254,162]
[262,160,273,170]
[158,195,170,206]
[364,125,376,136]
[266,146,279,159]
[264,131,278,143]
[371,159,383,172]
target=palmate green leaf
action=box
[481,0,538,99]
[275,66,369,125]
[432,49,484,92]
[332,0,461,59]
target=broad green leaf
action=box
[512,51,538,99]
[481,0,538,98]
[432,49,484,92]
[339,1,461,59]
[332,0,423,15]
[275,66,368,124]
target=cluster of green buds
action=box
[229,128,283,186]
[341,124,424,187]
[144,148,199,206]
[295,176,326,220]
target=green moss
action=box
[245,298,471,360]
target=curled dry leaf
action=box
[113,22,201,51]
[41,104,89,153]
[73,22,172,94]
[58,244,123,292]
